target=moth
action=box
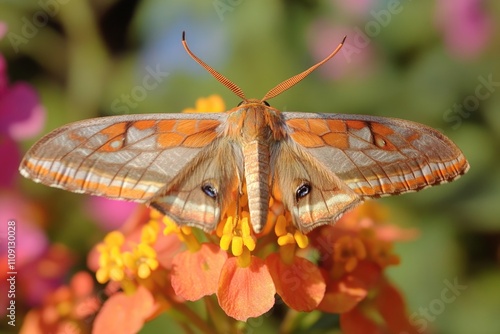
[20,33,469,234]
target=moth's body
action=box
[225,100,286,232]
[19,34,469,234]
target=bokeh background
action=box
[1,0,499,333]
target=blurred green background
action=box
[1,0,499,333]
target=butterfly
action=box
[19,33,469,234]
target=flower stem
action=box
[164,295,218,334]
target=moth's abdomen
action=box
[243,140,270,233]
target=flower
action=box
[435,0,493,59]
[22,95,419,333]
[123,240,159,279]
[334,0,376,17]
[95,231,127,283]
[333,235,367,272]
[20,271,99,334]
[182,94,225,113]
[93,285,156,334]
[85,197,138,231]
[313,208,418,333]
[0,190,75,320]
[0,23,45,188]
[307,19,376,80]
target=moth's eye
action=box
[263,101,270,107]
[237,101,245,106]
[295,182,311,201]
[202,183,218,199]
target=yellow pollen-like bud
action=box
[220,234,232,251]
[96,269,109,284]
[223,216,235,235]
[110,267,125,281]
[104,231,125,246]
[231,236,244,256]
[278,233,296,246]
[243,236,256,251]
[137,263,152,279]
[141,223,158,244]
[241,217,251,236]
[274,215,288,237]
[162,216,179,235]
[180,226,192,235]
[294,230,309,249]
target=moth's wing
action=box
[151,138,242,232]
[283,112,469,197]
[19,113,236,231]
[271,141,361,233]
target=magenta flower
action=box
[0,192,49,312]
[0,22,63,314]
[0,22,45,188]
[435,0,492,59]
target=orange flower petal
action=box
[375,280,420,334]
[351,261,383,289]
[19,309,44,334]
[70,271,94,298]
[154,233,185,269]
[171,243,228,301]
[217,256,275,321]
[93,285,155,334]
[317,273,368,314]
[340,306,380,334]
[266,253,325,311]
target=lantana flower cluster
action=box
[21,95,420,334]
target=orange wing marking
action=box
[97,122,128,152]
[133,120,156,130]
[157,119,220,148]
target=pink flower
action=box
[308,20,375,79]
[85,197,138,231]
[435,0,492,59]
[0,192,47,269]
[0,79,45,187]
[0,23,45,188]
[333,0,375,17]
[0,192,73,311]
